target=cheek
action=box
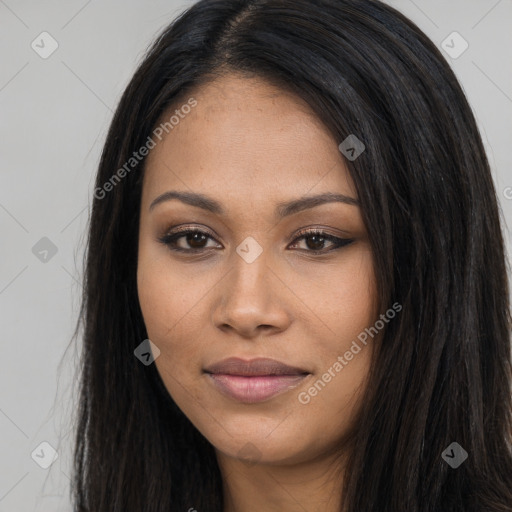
[339,248,377,332]
[307,246,377,344]
[300,247,376,404]
[137,263,208,412]
[137,263,175,339]
[136,252,205,366]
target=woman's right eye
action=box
[158,228,221,253]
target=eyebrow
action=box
[149,190,359,218]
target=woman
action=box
[72,0,512,510]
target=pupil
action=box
[188,232,206,248]
[307,234,324,250]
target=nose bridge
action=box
[212,224,293,334]
[230,236,272,299]
[212,235,289,335]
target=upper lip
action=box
[204,357,309,377]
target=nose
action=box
[211,245,291,339]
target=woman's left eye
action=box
[158,227,354,254]
[289,229,354,253]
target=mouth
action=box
[204,357,311,403]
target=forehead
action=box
[142,74,357,204]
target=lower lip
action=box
[206,373,309,403]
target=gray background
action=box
[0,1,511,510]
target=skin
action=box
[137,73,378,512]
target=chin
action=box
[208,429,313,466]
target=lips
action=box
[204,357,309,377]
[204,357,310,403]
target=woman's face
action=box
[137,73,377,467]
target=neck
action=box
[217,447,347,512]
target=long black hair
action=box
[71,0,512,510]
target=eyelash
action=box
[158,226,354,255]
